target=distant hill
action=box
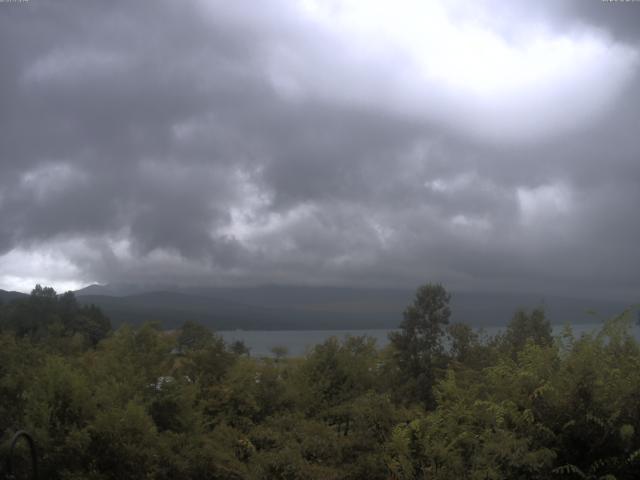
[73,284,636,331]
[75,283,166,297]
[0,289,28,303]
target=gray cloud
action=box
[0,0,639,300]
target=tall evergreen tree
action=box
[389,282,451,408]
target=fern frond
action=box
[553,463,586,478]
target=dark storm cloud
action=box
[480,0,640,44]
[0,0,639,299]
[557,0,640,44]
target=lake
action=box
[219,321,640,357]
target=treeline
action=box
[0,283,639,479]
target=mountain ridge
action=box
[2,285,635,331]
[73,284,635,330]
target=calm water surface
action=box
[219,322,640,357]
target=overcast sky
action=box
[1,0,639,299]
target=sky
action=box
[0,0,639,300]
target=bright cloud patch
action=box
[295,0,638,141]
[517,182,572,226]
[450,214,491,232]
[20,163,88,203]
[0,246,87,293]
[23,48,126,84]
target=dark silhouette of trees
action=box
[389,282,451,408]
[503,306,553,357]
[0,285,111,346]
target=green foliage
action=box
[1,284,640,479]
[0,285,111,348]
[389,283,451,407]
[177,320,215,351]
[502,307,553,357]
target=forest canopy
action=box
[0,284,639,480]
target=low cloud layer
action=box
[1,0,639,300]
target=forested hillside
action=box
[69,285,631,330]
[1,284,639,479]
